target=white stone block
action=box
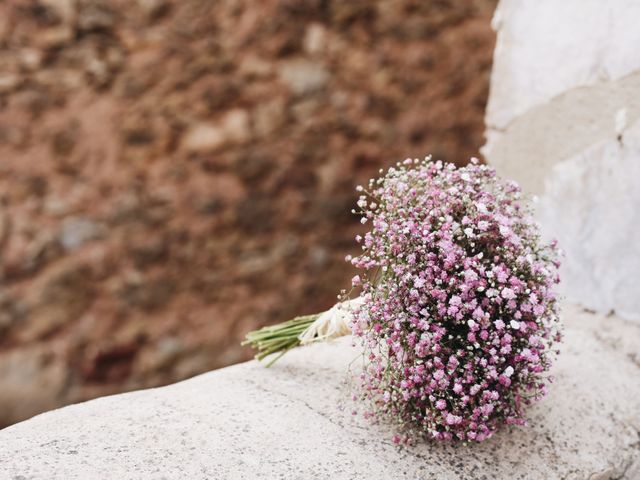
[488,0,640,130]
[539,120,640,321]
[484,0,640,322]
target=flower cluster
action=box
[347,157,561,442]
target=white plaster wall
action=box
[484,0,640,322]
[487,0,640,130]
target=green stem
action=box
[242,313,320,366]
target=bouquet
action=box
[244,156,561,442]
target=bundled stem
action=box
[242,314,320,367]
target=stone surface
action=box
[0,346,68,428]
[0,304,639,479]
[483,0,640,323]
[538,119,640,322]
[58,216,105,251]
[181,109,251,154]
[484,72,640,195]
[278,59,330,95]
[486,0,640,130]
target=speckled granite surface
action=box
[0,303,638,479]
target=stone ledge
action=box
[0,304,639,479]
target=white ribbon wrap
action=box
[298,296,363,345]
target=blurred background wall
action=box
[0,0,497,427]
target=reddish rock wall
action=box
[0,0,496,426]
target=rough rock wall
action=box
[483,0,640,322]
[0,0,497,426]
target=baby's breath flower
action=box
[350,157,561,442]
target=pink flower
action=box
[501,287,516,300]
[446,413,462,425]
[350,157,562,443]
[414,277,426,288]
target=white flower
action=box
[510,320,520,330]
[503,366,514,378]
